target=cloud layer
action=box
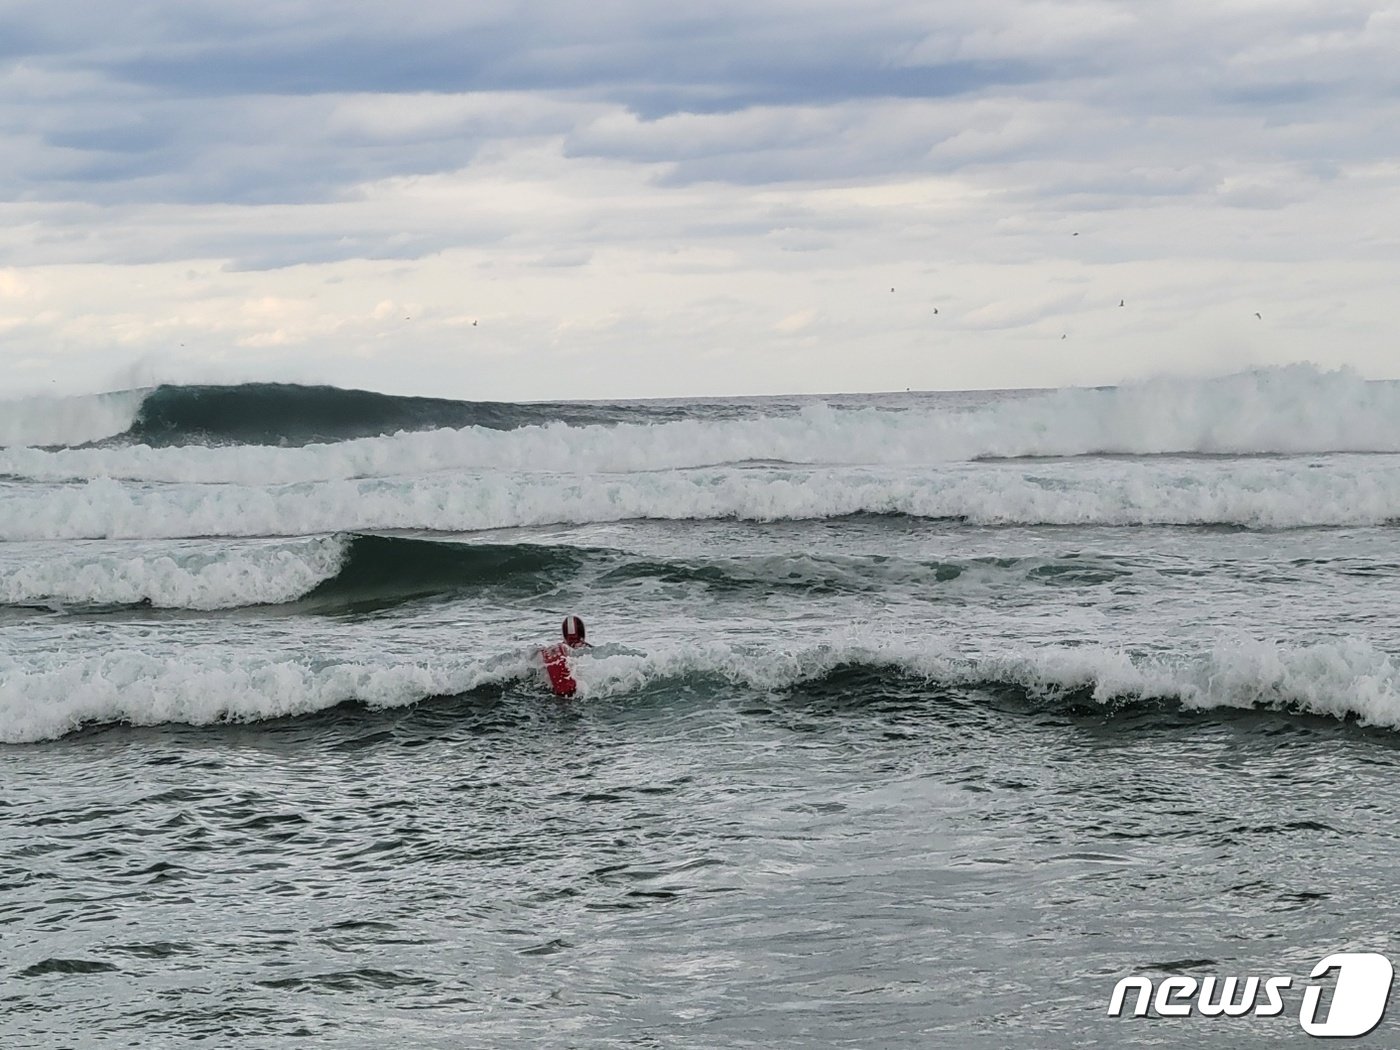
[1,0,1397,397]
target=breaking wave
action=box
[0,534,1131,613]
[4,635,1398,743]
[3,456,1400,540]
[3,367,1399,482]
[0,389,149,449]
[0,383,675,451]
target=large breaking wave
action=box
[4,367,1400,482]
[0,383,678,451]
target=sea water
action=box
[4,365,1400,1048]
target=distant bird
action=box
[1061,333,1067,339]
[1119,299,1124,307]
[1072,232,1079,237]
[891,287,895,292]
[473,320,478,326]
[933,308,939,315]
[1254,312,1262,319]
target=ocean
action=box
[4,364,1400,1048]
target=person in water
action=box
[541,615,590,697]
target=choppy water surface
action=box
[5,366,1400,1048]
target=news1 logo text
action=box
[1108,952,1394,1038]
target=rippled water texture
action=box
[7,686,1398,1048]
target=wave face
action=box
[3,636,1398,744]
[0,382,697,452]
[121,383,670,447]
[0,533,1130,614]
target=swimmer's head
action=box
[562,615,586,647]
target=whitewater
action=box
[6,364,1400,1049]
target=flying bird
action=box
[1254,312,1262,319]
[933,308,939,315]
[1119,299,1124,307]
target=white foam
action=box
[0,389,148,449]
[574,634,1400,727]
[0,648,536,744]
[4,634,1398,743]
[2,456,1398,540]
[0,536,348,610]
[2,366,1398,483]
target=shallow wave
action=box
[0,533,1130,613]
[4,635,1398,743]
[4,365,1400,479]
[3,456,1400,540]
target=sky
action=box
[0,0,1397,400]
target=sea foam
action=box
[0,536,348,610]
[2,456,1399,540]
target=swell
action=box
[0,533,1133,615]
[5,637,1398,744]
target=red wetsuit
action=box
[541,642,585,697]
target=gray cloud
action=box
[1,0,1398,355]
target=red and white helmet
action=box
[562,615,586,645]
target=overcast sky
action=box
[1,0,1397,399]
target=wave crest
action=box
[4,636,1398,743]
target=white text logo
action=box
[1108,952,1393,1037]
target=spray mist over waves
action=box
[3,366,1400,483]
[0,389,148,449]
[3,635,1399,744]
